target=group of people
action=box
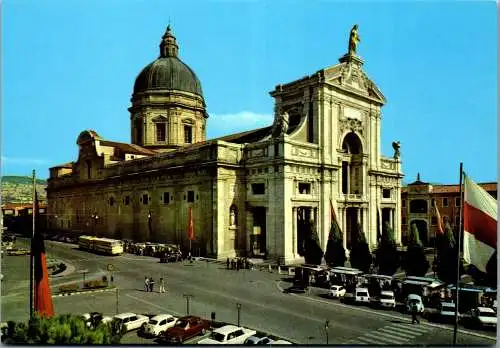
[144,276,166,293]
[226,257,252,271]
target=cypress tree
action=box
[324,212,346,267]
[403,223,429,276]
[375,221,399,276]
[349,222,372,273]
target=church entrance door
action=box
[251,207,266,257]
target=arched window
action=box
[229,205,238,227]
[341,132,363,154]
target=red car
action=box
[161,316,210,343]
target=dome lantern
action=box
[160,24,179,58]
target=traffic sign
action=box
[107,264,115,272]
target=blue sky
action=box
[2,0,497,184]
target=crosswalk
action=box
[345,321,432,345]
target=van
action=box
[355,287,370,304]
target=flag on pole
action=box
[31,191,55,317]
[329,199,342,241]
[187,207,195,241]
[434,200,444,235]
[463,175,497,273]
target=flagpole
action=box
[453,162,463,345]
[29,169,35,319]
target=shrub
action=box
[83,280,107,289]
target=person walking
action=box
[144,276,150,292]
[226,257,230,270]
[411,303,420,324]
[149,277,155,292]
[159,277,165,293]
[236,258,240,271]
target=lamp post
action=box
[236,303,242,327]
[92,213,99,237]
[324,320,330,345]
[147,211,152,241]
[183,294,193,315]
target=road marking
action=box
[364,331,407,344]
[392,322,430,334]
[124,293,182,317]
[379,326,417,338]
[370,329,410,343]
[275,281,495,341]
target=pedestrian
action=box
[111,275,114,285]
[149,277,155,292]
[144,276,150,292]
[159,277,165,293]
[411,303,420,324]
[231,259,235,270]
[226,257,230,270]
[236,259,240,271]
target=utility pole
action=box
[325,320,330,345]
[116,287,119,315]
[183,294,193,315]
[29,169,35,319]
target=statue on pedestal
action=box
[348,24,361,55]
[392,141,401,159]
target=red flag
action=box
[330,199,336,222]
[463,175,497,273]
[433,200,444,235]
[32,191,55,317]
[187,207,195,241]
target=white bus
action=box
[78,236,123,255]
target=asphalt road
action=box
[2,238,496,346]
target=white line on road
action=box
[276,281,496,341]
[364,331,407,344]
[124,293,183,317]
[380,325,419,338]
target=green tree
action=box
[403,223,429,276]
[1,314,124,345]
[324,213,346,267]
[435,220,459,284]
[303,219,324,265]
[349,222,372,273]
[374,222,399,276]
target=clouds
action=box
[206,111,273,139]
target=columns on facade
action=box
[292,207,297,257]
[389,208,394,229]
[342,207,347,251]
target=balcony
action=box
[342,193,364,201]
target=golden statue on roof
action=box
[348,24,360,55]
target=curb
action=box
[52,287,116,298]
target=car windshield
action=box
[149,320,158,325]
[381,294,394,300]
[357,292,368,297]
[210,332,226,342]
[410,299,420,305]
[479,311,497,317]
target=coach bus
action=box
[78,236,123,256]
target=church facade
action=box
[47,26,403,264]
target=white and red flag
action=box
[463,175,497,273]
[434,200,444,235]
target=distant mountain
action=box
[2,176,46,185]
[1,176,47,204]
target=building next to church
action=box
[401,173,497,247]
[47,25,403,264]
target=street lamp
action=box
[92,213,99,237]
[324,320,330,345]
[183,294,193,316]
[236,303,242,327]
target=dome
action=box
[132,25,203,97]
[133,57,203,96]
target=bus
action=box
[78,235,123,255]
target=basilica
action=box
[47,25,403,264]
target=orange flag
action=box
[187,207,195,241]
[434,200,444,235]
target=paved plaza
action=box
[1,238,496,345]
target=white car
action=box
[354,287,370,304]
[81,312,113,328]
[405,294,425,313]
[244,335,274,345]
[142,314,178,337]
[329,285,346,298]
[272,340,292,345]
[113,313,149,332]
[198,325,257,345]
[463,307,497,328]
[379,291,396,308]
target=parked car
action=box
[329,285,346,298]
[244,335,274,345]
[113,313,149,332]
[81,312,112,328]
[405,294,425,313]
[284,285,307,294]
[432,302,457,323]
[141,314,178,337]
[272,339,293,345]
[461,307,497,329]
[379,291,396,309]
[198,325,257,345]
[354,287,370,304]
[161,316,211,343]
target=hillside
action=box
[1,176,47,204]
